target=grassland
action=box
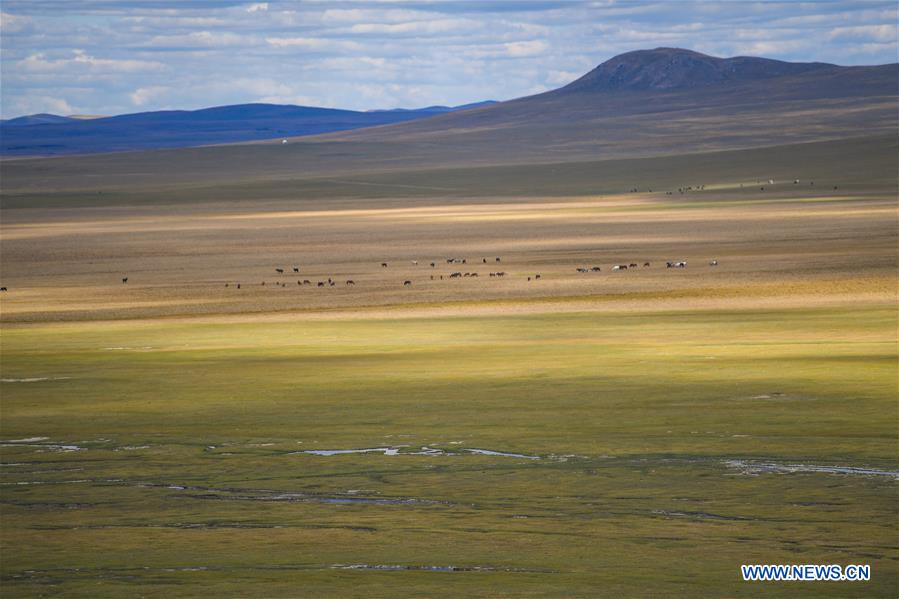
[1,138,897,596]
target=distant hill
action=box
[369,101,498,114]
[2,48,895,196]
[1,113,77,127]
[0,101,491,156]
[556,47,835,93]
[327,48,898,165]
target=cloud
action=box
[504,39,549,57]
[828,25,897,43]
[146,30,251,47]
[17,50,166,73]
[130,85,170,106]
[264,36,363,51]
[7,95,74,116]
[348,18,479,35]
[1,1,897,118]
[0,11,32,33]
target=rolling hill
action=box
[325,48,897,162]
[0,101,494,156]
[1,48,895,198]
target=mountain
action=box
[556,47,835,93]
[1,113,77,127]
[2,48,895,196]
[369,101,498,113]
[0,102,491,156]
[322,48,898,165]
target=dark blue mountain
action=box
[0,102,491,156]
[2,113,78,127]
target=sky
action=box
[1,1,896,118]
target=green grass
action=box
[1,305,896,596]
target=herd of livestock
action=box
[0,257,722,292]
[214,256,719,289]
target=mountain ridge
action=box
[0,101,496,156]
[554,47,839,94]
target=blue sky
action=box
[1,1,896,118]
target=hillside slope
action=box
[0,102,489,156]
[324,49,897,165]
[2,49,895,196]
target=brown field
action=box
[1,188,895,323]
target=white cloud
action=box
[504,40,549,57]
[546,69,580,85]
[265,37,363,51]
[348,18,480,35]
[147,31,251,48]
[8,95,74,116]
[2,0,897,118]
[321,9,430,25]
[18,50,166,74]
[130,85,170,106]
[828,25,897,43]
[0,11,31,34]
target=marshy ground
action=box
[1,139,896,596]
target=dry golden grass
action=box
[1,190,895,323]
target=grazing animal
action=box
[329,281,335,286]
[629,263,638,268]
[612,265,626,271]
[276,268,284,274]
[122,277,128,283]
[303,280,311,285]
[237,284,240,289]
[430,262,436,267]
[381,262,388,268]
[412,260,418,265]
[471,273,478,277]
[535,274,541,279]
[489,272,496,277]
[591,266,601,272]
[496,272,505,277]
[1,287,7,291]
[225,283,229,287]
[317,282,324,287]
[462,259,467,264]
[403,280,412,286]
[576,268,588,273]
[262,281,266,285]
[709,260,718,266]
[643,262,650,267]
[346,280,355,285]
[293,267,299,273]
[450,272,462,278]
[495,257,501,262]
[528,277,531,281]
